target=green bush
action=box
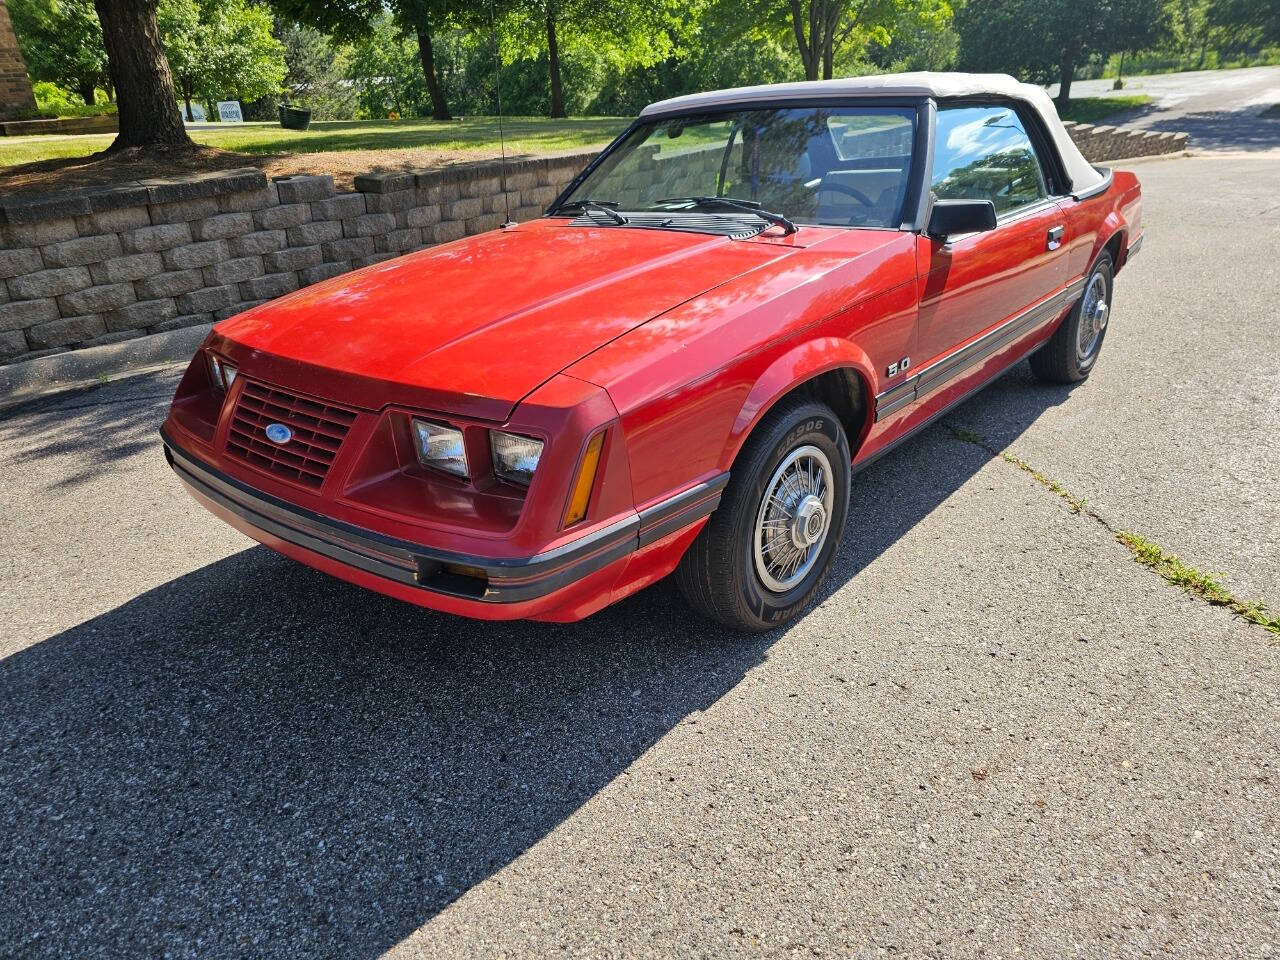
[32,81,118,118]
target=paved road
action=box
[1054,65,1280,152]
[2,152,1278,959]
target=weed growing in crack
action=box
[1117,532,1280,635]
[944,422,1279,637]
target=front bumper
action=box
[162,427,726,609]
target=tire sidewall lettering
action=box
[740,412,849,623]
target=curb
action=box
[1112,150,1191,165]
[0,323,208,412]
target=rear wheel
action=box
[1031,252,1114,384]
[677,396,850,632]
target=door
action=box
[915,103,1070,368]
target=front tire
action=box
[677,397,851,632]
[1031,252,1114,384]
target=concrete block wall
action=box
[1063,121,1188,162]
[0,152,596,365]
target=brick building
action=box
[0,0,36,119]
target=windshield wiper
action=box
[658,196,797,235]
[553,198,628,225]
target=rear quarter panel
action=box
[1061,169,1143,280]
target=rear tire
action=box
[1031,252,1114,384]
[676,396,850,632]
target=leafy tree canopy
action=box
[8,0,109,104]
[1209,0,1280,44]
[956,0,1169,101]
[159,0,288,119]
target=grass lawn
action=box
[1057,94,1151,124]
[0,116,628,170]
[0,101,1155,168]
[0,99,1154,195]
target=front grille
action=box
[225,380,358,490]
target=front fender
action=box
[724,337,875,469]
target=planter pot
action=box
[279,106,312,131]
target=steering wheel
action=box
[815,179,875,208]
[815,178,877,225]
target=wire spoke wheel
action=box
[752,444,835,593]
[1076,271,1110,362]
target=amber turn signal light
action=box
[564,431,605,528]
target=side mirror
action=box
[926,199,997,241]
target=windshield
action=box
[558,105,917,230]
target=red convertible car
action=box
[162,73,1142,631]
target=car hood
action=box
[214,221,801,421]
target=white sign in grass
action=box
[217,101,244,124]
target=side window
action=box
[932,105,1048,215]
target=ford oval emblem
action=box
[264,423,293,445]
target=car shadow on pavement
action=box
[0,363,1075,958]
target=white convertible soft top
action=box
[640,71,1104,195]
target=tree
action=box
[499,0,678,117]
[1209,0,1279,45]
[159,0,286,122]
[9,0,109,105]
[733,0,952,82]
[270,0,457,121]
[396,0,454,120]
[780,0,898,80]
[1109,0,1171,85]
[869,0,956,71]
[1168,0,1223,69]
[345,11,427,118]
[276,19,358,119]
[957,0,1169,105]
[92,0,191,149]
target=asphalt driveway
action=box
[1056,65,1280,152]
[1,151,1277,958]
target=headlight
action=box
[490,431,543,486]
[207,352,237,391]
[412,419,469,478]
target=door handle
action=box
[1047,225,1064,251]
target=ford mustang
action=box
[161,72,1142,631]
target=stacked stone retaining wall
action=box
[1061,120,1188,162]
[0,153,596,365]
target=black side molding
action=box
[637,474,730,548]
[874,278,1087,422]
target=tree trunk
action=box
[92,0,190,150]
[77,78,97,106]
[414,27,451,121]
[546,8,565,118]
[182,79,194,123]
[1055,53,1076,108]
[788,0,820,80]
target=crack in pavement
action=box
[943,422,1280,637]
